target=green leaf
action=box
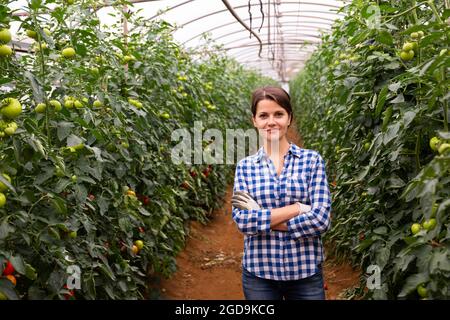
[98,263,116,281]
[383,122,400,145]
[23,71,44,102]
[25,263,38,280]
[376,30,393,45]
[138,206,151,216]
[56,122,74,142]
[390,93,404,104]
[28,286,46,299]
[376,245,391,270]
[67,134,83,147]
[0,278,19,300]
[0,220,14,240]
[47,270,66,293]
[429,249,450,273]
[54,178,71,194]
[398,273,428,298]
[373,226,388,235]
[375,86,388,117]
[9,255,26,275]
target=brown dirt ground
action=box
[159,124,361,300]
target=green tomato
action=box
[0,192,6,208]
[71,175,77,182]
[91,67,99,75]
[134,240,144,250]
[0,29,12,43]
[161,112,170,120]
[49,100,62,111]
[55,167,65,177]
[422,218,436,231]
[429,136,440,151]
[3,126,16,135]
[62,47,76,58]
[26,29,37,39]
[93,100,103,108]
[410,32,419,39]
[417,284,428,298]
[74,100,83,108]
[35,103,46,113]
[400,50,414,61]
[68,231,77,239]
[438,143,450,155]
[402,42,414,51]
[0,173,11,192]
[411,223,421,235]
[64,100,74,109]
[1,98,22,118]
[0,44,12,57]
[72,143,84,150]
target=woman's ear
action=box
[252,115,257,127]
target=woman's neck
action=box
[264,138,290,158]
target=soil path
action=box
[159,124,360,300]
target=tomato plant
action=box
[0,1,275,300]
[290,0,449,299]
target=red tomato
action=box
[2,261,14,276]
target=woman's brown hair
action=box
[251,86,293,120]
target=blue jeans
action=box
[242,268,325,300]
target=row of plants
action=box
[0,0,275,299]
[290,0,449,299]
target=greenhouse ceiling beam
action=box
[178,2,341,30]
[148,0,195,20]
[221,0,263,58]
[211,22,328,43]
[232,48,312,61]
[225,40,320,51]
[229,45,316,60]
[182,15,334,45]
[220,32,321,48]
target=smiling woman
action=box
[231,86,332,300]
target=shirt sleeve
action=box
[286,152,331,239]
[231,160,271,236]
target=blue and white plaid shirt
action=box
[232,143,331,281]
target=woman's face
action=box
[252,99,291,142]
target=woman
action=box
[231,86,331,300]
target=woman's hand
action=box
[270,202,310,229]
[231,191,261,210]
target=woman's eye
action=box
[259,114,267,118]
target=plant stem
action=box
[385,3,424,24]
[415,131,421,170]
[443,98,449,132]
[428,0,443,24]
[412,1,419,24]
[30,8,51,146]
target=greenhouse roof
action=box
[8,0,348,83]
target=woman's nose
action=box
[267,115,276,125]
